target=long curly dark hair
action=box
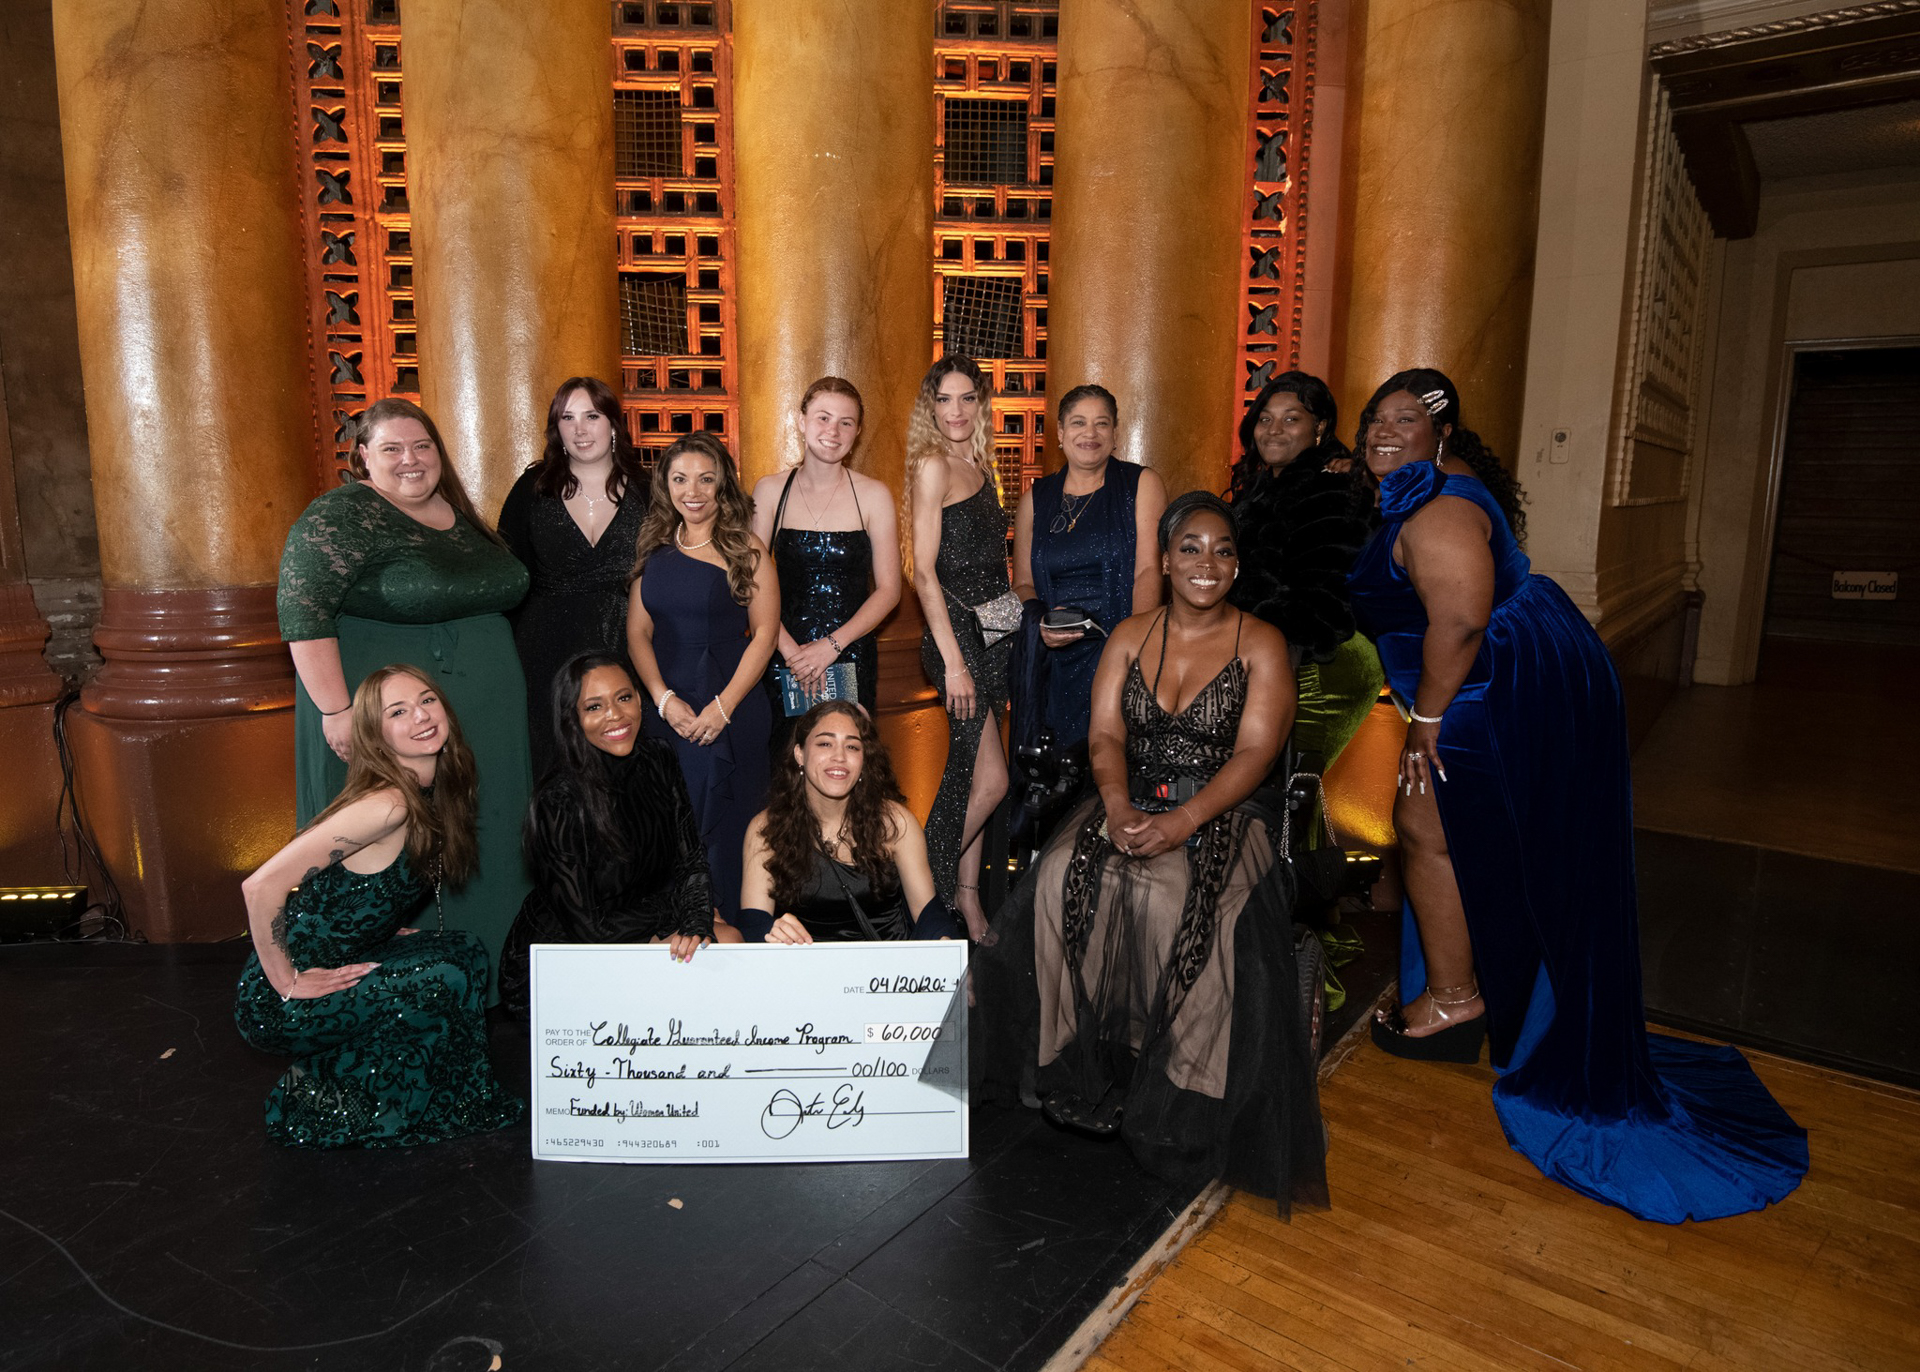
[1355,368,1527,544]
[762,702,906,910]
[532,652,637,861]
[531,376,648,504]
[1228,371,1351,502]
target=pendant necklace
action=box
[1052,484,1101,536]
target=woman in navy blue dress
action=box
[626,433,779,924]
[1347,367,1806,1222]
[1009,386,1167,849]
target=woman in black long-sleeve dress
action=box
[498,653,723,1014]
[497,377,649,777]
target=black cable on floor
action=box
[48,686,136,944]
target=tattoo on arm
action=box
[274,844,347,952]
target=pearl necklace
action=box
[677,525,715,550]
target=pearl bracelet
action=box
[713,696,732,724]
[657,688,678,712]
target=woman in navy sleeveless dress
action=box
[627,434,778,924]
[1347,369,1806,1222]
[1012,385,1167,762]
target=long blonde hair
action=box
[900,355,997,578]
[307,664,481,888]
[632,432,761,604]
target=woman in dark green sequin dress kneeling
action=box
[234,664,523,1148]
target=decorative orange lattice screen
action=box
[289,1,1312,495]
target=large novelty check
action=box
[529,942,969,1165]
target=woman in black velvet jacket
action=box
[498,652,736,1012]
[1227,371,1384,771]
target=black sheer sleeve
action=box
[497,467,539,568]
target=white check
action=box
[529,942,969,1165]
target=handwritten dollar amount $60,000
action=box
[528,941,969,1164]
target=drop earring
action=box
[1434,437,1447,466]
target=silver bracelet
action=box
[826,631,844,654]
[1410,707,1445,724]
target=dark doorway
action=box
[1761,345,1920,647]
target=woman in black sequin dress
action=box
[905,356,1014,940]
[497,376,649,778]
[749,377,900,754]
[979,495,1327,1212]
[738,702,952,943]
[497,653,731,1014]
[235,664,522,1147]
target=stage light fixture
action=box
[0,885,88,938]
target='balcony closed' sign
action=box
[1831,571,1898,601]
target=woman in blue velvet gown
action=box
[1346,368,1806,1223]
[627,433,779,925]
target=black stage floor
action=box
[1,942,1209,1372]
[1636,827,1919,1090]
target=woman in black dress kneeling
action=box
[981,493,1327,1213]
[738,701,955,944]
[498,653,732,1013]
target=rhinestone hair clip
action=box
[1420,388,1449,416]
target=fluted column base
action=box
[69,585,293,939]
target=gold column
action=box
[53,0,315,936]
[1334,0,1552,463]
[1048,0,1252,498]
[732,0,935,492]
[401,0,621,515]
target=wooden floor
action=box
[1631,638,1920,874]
[1085,1034,1920,1372]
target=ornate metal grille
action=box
[934,3,1057,500]
[1236,3,1315,402]
[615,88,686,178]
[620,271,691,356]
[613,1,736,453]
[941,275,1026,359]
[943,97,1029,186]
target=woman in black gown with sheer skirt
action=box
[981,494,1327,1211]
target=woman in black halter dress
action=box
[750,377,901,757]
[980,494,1327,1212]
[905,356,1017,940]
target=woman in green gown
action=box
[278,398,531,996]
[235,664,522,1147]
